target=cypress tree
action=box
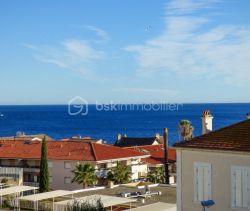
[39,137,49,192]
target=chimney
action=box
[201,110,213,135]
[163,128,169,184]
[155,133,160,139]
[247,113,250,120]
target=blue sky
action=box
[1,0,250,104]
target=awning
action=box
[19,190,72,201]
[0,185,38,196]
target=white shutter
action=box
[204,164,212,200]
[231,167,236,208]
[231,166,250,209]
[247,170,250,209]
[235,169,243,207]
[197,167,204,201]
[194,164,199,202]
[242,170,249,209]
[194,162,212,202]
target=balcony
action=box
[0,165,39,172]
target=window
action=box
[194,162,212,202]
[99,163,107,169]
[231,166,250,209]
[48,162,53,168]
[64,177,71,184]
[64,162,71,169]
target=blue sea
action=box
[0,104,249,146]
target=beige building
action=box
[174,116,250,211]
[0,140,149,190]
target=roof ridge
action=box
[174,119,250,152]
[178,118,250,143]
[90,142,98,161]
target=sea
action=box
[0,103,249,146]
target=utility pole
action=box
[163,128,169,184]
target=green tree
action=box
[178,119,194,141]
[71,163,96,188]
[107,161,131,184]
[147,167,165,184]
[66,198,106,211]
[39,137,49,192]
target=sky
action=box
[1,0,250,104]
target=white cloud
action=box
[126,0,250,85]
[166,0,219,15]
[23,39,105,75]
[83,25,109,42]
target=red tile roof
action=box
[126,145,176,165]
[0,141,148,161]
[174,119,250,152]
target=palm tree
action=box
[71,163,96,188]
[107,162,131,184]
[178,120,194,141]
[147,167,165,183]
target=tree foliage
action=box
[39,137,49,192]
[147,167,165,184]
[107,161,131,184]
[178,119,194,141]
[72,163,97,188]
[66,198,106,211]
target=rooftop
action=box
[174,119,250,152]
[0,141,148,161]
[72,185,176,207]
[126,145,176,164]
[114,137,163,147]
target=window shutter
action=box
[235,169,243,208]
[247,170,250,210]
[231,168,236,208]
[194,165,199,202]
[204,165,212,200]
[194,162,212,202]
[242,170,249,209]
[197,167,204,201]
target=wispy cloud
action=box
[23,38,105,75]
[126,0,250,85]
[166,0,219,15]
[83,25,109,42]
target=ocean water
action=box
[0,104,249,146]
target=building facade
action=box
[174,118,250,211]
[0,140,149,190]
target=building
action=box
[114,134,163,147]
[0,133,53,142]
[0,140,149,190]
[127,145,177,183]
[61,136,104,144]
[174,116,250,211]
